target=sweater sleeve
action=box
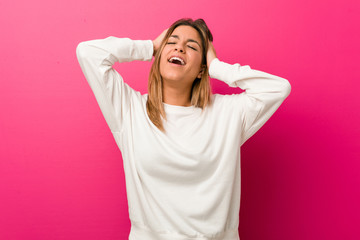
[208,58,291,146]
[76,37,153,133]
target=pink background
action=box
[1,0,359,239]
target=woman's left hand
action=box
[206,40,217,69]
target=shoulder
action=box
[211,93,246,107]
[208,93,248,118]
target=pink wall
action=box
[1,0,359,239]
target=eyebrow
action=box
[169,35,201,48]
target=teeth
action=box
[169,57,185,65]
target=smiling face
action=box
[159,25,204,88]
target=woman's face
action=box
[159,25,204,88]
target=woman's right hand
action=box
[152,28,168,56]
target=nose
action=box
[175,44,185,53]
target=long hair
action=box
[146,18,214,132]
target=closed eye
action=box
[167,42,198,51]
[188,45,197,51]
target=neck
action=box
[162,81,192,107]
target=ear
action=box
[197,65,206,79]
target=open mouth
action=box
[168,56,186,65]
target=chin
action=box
[162,75,184,83]
[160,70,184,82]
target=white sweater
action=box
[76,37,291,240]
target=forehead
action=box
[171,25,202,42]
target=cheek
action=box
[161,45,171,57]
[158,54,167,70]
[159,54,168,71]
[160,48,170,64]
[190,53,203,70]
[191,49,203,62]
[159,56,169,77]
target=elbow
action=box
[284,79,292,98]
[76,41,89,61]
[279,78,291,99]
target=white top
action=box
[76,37,291,240]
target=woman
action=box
[76,18,291,240]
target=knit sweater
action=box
[76,37,291,240]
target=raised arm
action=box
[207,42,291,145]
[76,37,153,133]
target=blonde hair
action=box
[146,18,214,132]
